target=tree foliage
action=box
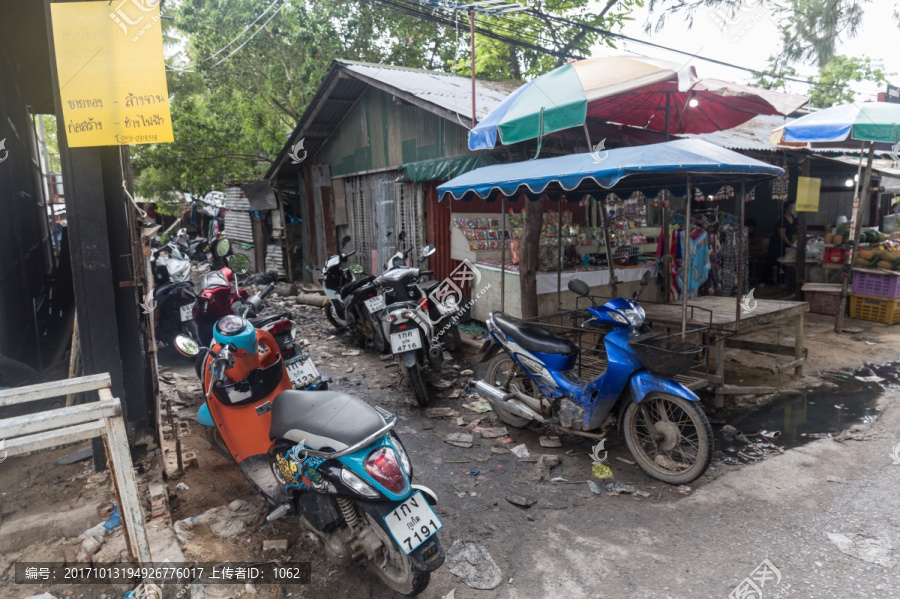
[806,55,890,107]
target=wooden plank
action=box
[0,373,111,407]
[724,338,808,358]
[1,420,106,456]
[103,411,152,564]
[715,385,779,395]
[794,310,805,376]
[0,398,119,438]
[774,357,806,374]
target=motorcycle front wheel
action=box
[622,392,713,485]
[324,303,345,332]
[400,361,430,407]
[366,514,431,596]
[205,425,232,460]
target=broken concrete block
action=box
[182,451,199,469]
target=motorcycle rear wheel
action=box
[206,426,232,460]
[483,355,533,428]
[622,393,713,485]
[400,361,430,407]
[366,514,431,596]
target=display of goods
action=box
[852,269,900,299]
[849,293,900,324]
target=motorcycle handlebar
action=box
[420,270,434,276]
[344,250,357,259]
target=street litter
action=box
[463,400,492,413]
[670,485,692,495]
[605,482,636,495]
[341,349,361,356]
[446,540,502,589]
[539,435,562,448]
[477,427,508,439]
[174,500,261,541]
[459,369,474,376]
[615,457,636,465]
[506,494,536,508]
[445,433,474,448]
[826,532,895,568]
[426,407,458,418]
[592,463,614,480]
[510,444,530,459]
[587,481,603,495]
[490,447,510,454]
[175,482,190,491]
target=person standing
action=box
[767,202,796,284]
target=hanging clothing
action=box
[674,228,710,300]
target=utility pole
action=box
[470,6,476,127]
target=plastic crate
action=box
[802,283,842,316]
[851,268,900,299]
[849,293,900,325]
[823,247,848,264]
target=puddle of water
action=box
[719,386,881,452]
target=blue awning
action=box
[437,138,784,201]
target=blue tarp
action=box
[438,138,784,201]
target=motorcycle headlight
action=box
[618,303,646,327]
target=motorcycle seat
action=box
[339,275,374,298]
[269,390,386,452]
[249,314,282,328]
[492,311,580,356]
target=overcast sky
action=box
[591,0,900,101]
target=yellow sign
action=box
[50,1,173,147]
[796,176,821,212]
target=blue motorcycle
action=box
[476,276,713,484]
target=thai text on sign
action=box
[50,1,174,147]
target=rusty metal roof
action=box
[267,60,521,182]
[685,114,797,152]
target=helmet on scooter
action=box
[213,315,258,356]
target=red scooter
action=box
[194,259,250,344]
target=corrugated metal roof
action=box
[686,115,796,152]
[340,60,519,122]
[224,186,254,244]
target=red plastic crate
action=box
[823,247,848,264]
[851,268,900,299]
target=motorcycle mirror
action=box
[305,264,313,273]
[640,271,652,286]
[229,253,251,274]
[350,264,364,274]
[421,244,436,258]
[215,238,232,257]
[173,335,201,357]
[341,235,352,248]
[568,279,590,297]
[398,230,407,243]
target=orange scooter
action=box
[174,280,445,596]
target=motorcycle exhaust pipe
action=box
[474,380,542,422]
[427,344,443,366]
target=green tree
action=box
[806,55,890,107]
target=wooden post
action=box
[735,178,745,332]
[681,176,692,339]
[469,7,477,128]
[501,194,506,313]
[836,144,876,332]
[520,197,542,319]
[557,195,563,310]
[599,197,619,297]
[794,310,805,376]
[794,159,810,298]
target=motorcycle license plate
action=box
[285,355,320,389]
[390,329,422,353]
[179,304,193,322]
[384,492,442,555]
[364,294,385,313]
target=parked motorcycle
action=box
[194,245,250,344]
[173,308,444,594]
[316,236,389,353]
[476,274,713,484]
[149,242,199,348]
[376,244,465,407]
[151,242,191,286]
[208,233,232,269]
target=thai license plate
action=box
[285,355,320,389]
[384,492,442,555]
[179,304,193,322]
[390,328,422,353]
[365,294,385,313]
